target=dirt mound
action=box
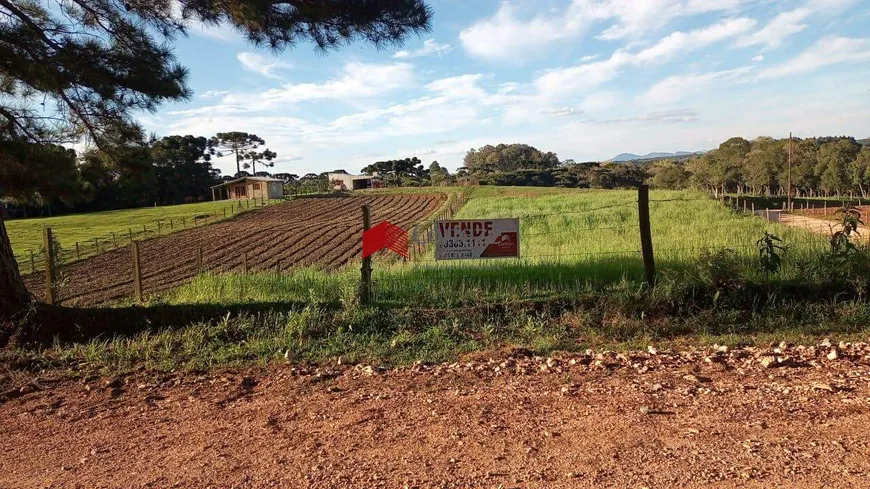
[22,194,443,306]
[2,341,869,488]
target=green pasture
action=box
[163,187,828,307]
[6,198,278,268]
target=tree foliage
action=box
[0,0,431,150]
[243,148,278,175]
[464,144,560,173]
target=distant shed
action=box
[328,173,383,191]
[211,176,284,201]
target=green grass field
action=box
[10,186,867,376]
[162,187,828,307]
[6,198,277,268]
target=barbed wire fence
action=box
[24,187,860,307]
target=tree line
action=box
[0,132,287,217]
[391,139,870,194]
[651,136,870,197]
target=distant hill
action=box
[608,151,701,162]
[859,137,869,147]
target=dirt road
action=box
[2,342,870,488]
[764,209,870,237]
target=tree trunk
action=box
[0,216,31,324]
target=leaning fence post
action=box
[638,185,656,287]
[131,241,143,303]
[359,204,372,305]
[196,247,203,275]
[43,227,56,305]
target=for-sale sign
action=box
[434,219,520,260]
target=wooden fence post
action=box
[75,241,80,260]
[638,185,656,287]
[359,204,372,305]
[242,252,248,274]
[94,237,99,253]
[196,247,203,275]
[112,232,117,248]
[142,224,147,235]
[131,241,143,303]
[43,227,56,305]
[275,259,282,275]
[157,221,162,234]
[169,219,173,230]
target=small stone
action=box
[284,350,293,362]
[827,349,839,361]
[682,374,699,382]
[647,345,658,355]
[821,338,832,348]
[759,356,779,368]
[337,356,344,366]
[639,405,650,415]
[812,382,835,392]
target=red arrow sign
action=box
[363,221,408,259]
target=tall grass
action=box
[163,187,829,307]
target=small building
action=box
[328,173,383,191]
[211,176,285,201]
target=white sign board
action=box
[434,219,520,260]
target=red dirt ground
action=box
[21,195,444,306]
[2,341,869,488]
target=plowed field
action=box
[22,194,444,306]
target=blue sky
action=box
[141,0,870,176]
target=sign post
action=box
[434,219,520,260]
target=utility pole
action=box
[787,132,792,212]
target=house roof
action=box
[211,176,284,188]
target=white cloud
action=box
[425,74,488,99]
[633,17,756,63]
[641,67,753,104]
[598,108,701,124]
[594,0,746,41]
[752,54,765,63]
[759,36,870,79]
[200,90,230,99]
[736,8,810,49]
[535,51,634,98]
[535,18,752,98]
[259,62,415,104]
[581,91,621,112]
[393,39,452,59]
[542,106,585,116]
[459,2,590,60]
[236,52,292,79]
